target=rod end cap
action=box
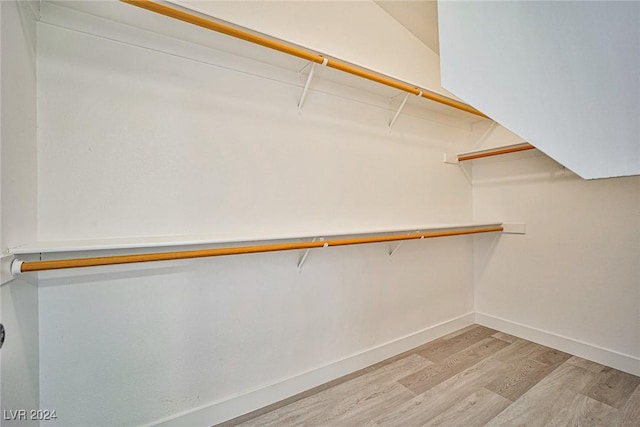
[10,259,23,275]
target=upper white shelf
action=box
[9,222,503,255]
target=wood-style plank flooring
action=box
[219,325,640,426]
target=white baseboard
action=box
[151,311,639,426]
[150,312,475,427]
[475,312,640,376]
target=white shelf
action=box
[9,222,503,255]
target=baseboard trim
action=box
[151,311,638,426]
[150,312,475,426]
[475,312,640,376]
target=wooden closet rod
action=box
[120,0,488,118]
[11,226,503,273]
[458,143,536,162]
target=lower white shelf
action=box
[9,222,504,255]
[7,222,514,274]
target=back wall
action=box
[35,4,480,426]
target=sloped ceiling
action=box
[375,1,440,54]
[438,1,640,179]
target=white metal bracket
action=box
[298,62,312,75]
[389,93,410,128]
[389,240,405,257]
[443,121,498,165]
[443,152,459,165]
[389,232,423,257]
[298,237,322,271]
[444,121,498,165]
[501,223,526,234]
[298,62,317,110]
[472,121,498,149]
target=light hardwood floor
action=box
[219,324,640,426]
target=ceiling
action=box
[439,1,640,179]
[375,1,440,54]
[378,1,640,179]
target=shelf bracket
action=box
[297,61,312,75]
[501,223,526,234]
[389,232,422,257]
[298,237,322,271]
[389,240,405,257]
[443,152,459,165]
[445,121,499,165]
[298,62,317,110]
[389,93,410,128]
[472,121,498,149]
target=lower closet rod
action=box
[11,226,503,273]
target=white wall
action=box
[439,1,640,179]
[0,1,39,425]
[37,4,472,241]
[472,151,640,374]
[172,0,458,99]
[36,4,477,426]
[10,2,638,426]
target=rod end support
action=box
[10,259,23,275]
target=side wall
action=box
[36,5,478,426]
[0,1,39,425]
[472,148,640,375]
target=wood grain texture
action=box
[218,346,433,426]
[485,363,597,427]
[488,338,536,362]
[377,358,508,427]
[566,356,605,373]
[399,337,510,395]
[484,341,571,401]
[220,325,640,427]
[527,345,571,366]
[416,325,497,363]
[491,339,571,366]
[545,394,618,427]
[238,354,429,427]
[484,357,550,401]
[440,323,485,340]
[616,383,640,427]
[492,331,519,344]
[583,366,640,409]
[424,388,511,427]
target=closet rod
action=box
[120,0,488,118]
[11,226,503,273]
[458,143,535,162]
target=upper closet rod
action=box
[458,143,535,162]
[120,0,488,118]
[10,226,503,273]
